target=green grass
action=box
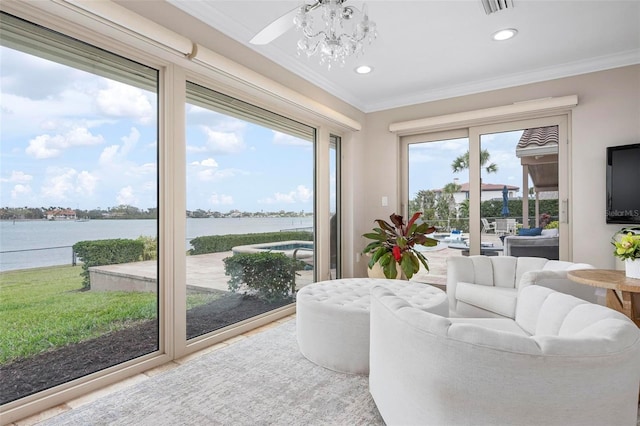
[0,265,228,364]
[0,265,157,364]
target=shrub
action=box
[189,231,313,255]
[223,252,306,302]
[73,239,144,289]
[136,235,157,260]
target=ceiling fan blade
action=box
[249,6,300,45]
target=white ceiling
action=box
[166,1,639,112]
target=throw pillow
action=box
[541,228,559,237]
[518,227,542,236]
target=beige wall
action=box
[357,65,640,275]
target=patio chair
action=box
[495,218,516,235]
[481,218,495,233]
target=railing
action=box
[0,245,77,272]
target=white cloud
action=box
[116,185,138,205]
[96,80,154,124]
[120,127,140,155]
[0,170,33,183]
[11,184,32,199]
[272,131,310,147]
[201,158,218,167]
[99,145,120,165]
[98,127,140,166]
[26,127,104,159]
[39,167,99,202]
[76,171,97,196]
[209,193,234,205]
[196,167,246,182]
[259,185,313,204]
[191,158,219,167]
[41,168,77,201]
[202,127,245,154]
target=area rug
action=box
[41,319,384,425]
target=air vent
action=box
[481,0,514,15]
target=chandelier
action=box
[293,0,377,68]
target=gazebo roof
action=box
[516,126,559,192]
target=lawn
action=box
[0,265,158,364]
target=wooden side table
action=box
[567,269,640,327]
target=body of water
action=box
[0,217,313,272]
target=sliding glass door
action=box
[405,132,470,286]
[0,13,159,404]
[184,81,315,340]
[403,117,568,269]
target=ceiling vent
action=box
[481,0,514,15]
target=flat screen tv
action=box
[606,143,640,224]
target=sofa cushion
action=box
[456,283,517,318]
[515,285,556,335]
[449,317,529,335]
[448,323,541,354]
[487,256,519,288]
[518,227,542,236]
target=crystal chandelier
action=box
[293,0,377,68]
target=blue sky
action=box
[0,45,314,212]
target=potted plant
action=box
[362,212,438,279]
[611,228,640,279]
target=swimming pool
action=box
[232,240,314,260]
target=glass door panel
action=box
[185,82,315,340]
[0,15,159,404]
[407,137,469,286]
[329,135,340,279]
[479,127,559,258]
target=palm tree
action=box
[451,149,498,174]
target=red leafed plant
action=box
[362,212,438,279]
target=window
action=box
[0,13,159,404]
[184,81,315,340]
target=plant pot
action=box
[367,262,406,280]
[625,259,640,279]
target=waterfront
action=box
[0,217,313,272]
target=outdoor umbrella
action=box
[501,185,510,217]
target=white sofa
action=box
[369,285,640,426]
[447,255,596,318]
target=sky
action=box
[408,130,530,201]
[0,45,315,213]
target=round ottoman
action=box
[296,278,448,374]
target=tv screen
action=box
[606,143,640,224]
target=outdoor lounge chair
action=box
[481,218,495,233]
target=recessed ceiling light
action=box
[355,65,373,74]
[492,28,518,41]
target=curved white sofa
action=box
[369,285,640,426]
[447,255,595,318]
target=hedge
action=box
[73,239,144,289]
[189,231,313,255]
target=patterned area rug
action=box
[41,319,384,425]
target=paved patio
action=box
[89,234,504,292]
[90,251,314,293]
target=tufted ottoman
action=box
[296,278,447,374]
